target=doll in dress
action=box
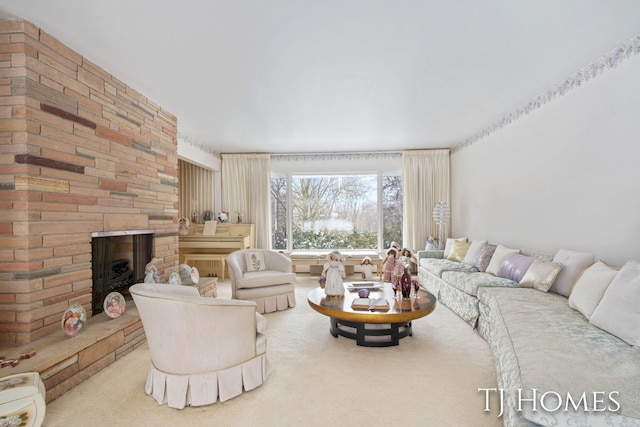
[361,256,374,280]
[382,248,399,282]
[399,248,413,270]
[425,233,436,250]
[321,251,346,296]
[178,217,190,235]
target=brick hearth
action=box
[0,306,144,403]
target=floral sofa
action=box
[417,239,640,427]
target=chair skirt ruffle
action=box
[145,354,272,409]
[253,291,296,314]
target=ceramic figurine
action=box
[144,258,160,283]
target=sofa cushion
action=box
[447,240,471,262]
[486,244,520,276]
[419,258,477,278]
[470,243,496,272]
[568,261,618,319]
[519,258,563,292]
[477,287,640,425]
[237,271,296,289]
[443,237,467,259]
[442,271,518,297]
[462,239,487,265]
[496,253,535,283]
[590,260,640,346]
[549,248,595,297]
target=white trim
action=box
[452,33,640,154]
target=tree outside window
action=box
[271,174,402,251]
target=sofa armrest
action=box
[417,250,444,260]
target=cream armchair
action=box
[129,283,272,409]
[227,249,296,314]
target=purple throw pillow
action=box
[472,243,496,272]
[496,253,535,283]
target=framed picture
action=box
[61,304,87,337]
[104,292,126,318]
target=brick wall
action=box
[0,20,179,344]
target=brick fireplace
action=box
[0,19,180,346]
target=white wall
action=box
[451,54,640,267]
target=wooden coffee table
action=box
[307,282,436,347]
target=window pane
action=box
[291,175,378,250]
[382,175,402,249]
[271,177,288,250]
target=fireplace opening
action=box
[91,230,153,314]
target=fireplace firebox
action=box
[91,230,153,314]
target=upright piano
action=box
[179,223,255,277]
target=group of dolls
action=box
[320,242,413,296]
[381,242,413,282]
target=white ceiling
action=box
[1,1,639,154]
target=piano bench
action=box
[183,254,227,281]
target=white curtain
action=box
[221,154,272,249]
[178,160,214,222]
[402,149,450,252]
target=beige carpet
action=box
[44,276,502,427]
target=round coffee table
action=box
[307,282,436,347]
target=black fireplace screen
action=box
[91,233,153,314]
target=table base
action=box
[329,318,412,347]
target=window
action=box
[271,173,402,252]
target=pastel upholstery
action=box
[227,250,296,314]
[129,283,272,409]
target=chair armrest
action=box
[266,251,292,272]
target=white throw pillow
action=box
[244,251,266,271]
[568,261,618,319]
[485,244,520,276]
[462,240,487,265]
[590,260,640,346]
[549,248,595,297]
[444,237,467,258]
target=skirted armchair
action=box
[227,249,296,314]
[129,283,272,409]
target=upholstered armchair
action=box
[129,283,272,409]
[227,249,296,314]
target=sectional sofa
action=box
[417,239,640,427]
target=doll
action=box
[360,256,374,280]
[425,233,436,250]
[178,217,190,235]
[321,251,346,296]
[399,248,413,270]
[382,247,400,282]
